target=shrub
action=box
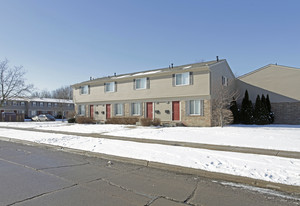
[105,117,139,125]
[76,116,95,124]
[152,118,161,126]
[68,118,76,123]
[140,118,153,126]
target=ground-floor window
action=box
[188,100,204,116]
[131,103,141,116]
[114,103,124,116]
[31,110,37,116]
[78,105,86,115]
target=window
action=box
[40,102,44,107]
[135,78,147,90]
[78,105,86,115]
[32,102,37,106]
[105,82,115,92]
[54,103,58,107]
[48,103,52,107]
[80,85,89,94]
[13,101,17,106]
[31,110,37,116]
[3,101,6,106]
[20,102,25,106]
[175,72,190,86]
[131,103,141,115]
[222,76,228,86]
[114,103,124,116]
[188,100,204,116]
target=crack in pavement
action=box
[184,180,199,204]
[37,162,90,171]
[6,183,78,206]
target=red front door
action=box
[106,104,111,119]
[90,105,94,119]
[172,101,180,121]
[146,102,153,119]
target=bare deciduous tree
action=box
[212,79,239,127]
[52,86,72,100]
[0,59,33,107]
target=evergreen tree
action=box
[256,94,270,124]
[240,90,254,124]
[254,95,262,124]
[266,94,274,123]
[230,97,240,124]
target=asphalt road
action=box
[0,140,299,206]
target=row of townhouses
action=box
[72,59,300,126]
[0,98,74,118]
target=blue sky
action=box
[1,0,299,91]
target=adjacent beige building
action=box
[237,64,300,124]
[72,59,235,126]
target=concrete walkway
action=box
[1,125,300,160]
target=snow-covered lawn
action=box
[0,127,299,186]
[1,122,300,152]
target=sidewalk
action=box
[1,125,300,160]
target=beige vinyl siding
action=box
[73,70,210,103]
[238,65,300,102]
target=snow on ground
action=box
[0,127,300,186]
[1,122,300,152]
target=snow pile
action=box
[0,127,300,186]
[1,122,299,152]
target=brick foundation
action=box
[271,102,300,124]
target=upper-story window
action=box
[54,103,58,107]
[134,78,147,90]
[13,101,17,106]
[48,103,52,107]
[20,102,25,106]
[105,82,116,92]
[32,102,36,106]
[80,85,89,94]
[40,102,44,107]
[222,76,228,86]
[175,72,190,86]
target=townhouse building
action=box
[237,64,300,124]
[1,97,74,119]
[72,59,235,126]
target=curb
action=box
[1,136,299,195]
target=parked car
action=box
[32,114,56,121]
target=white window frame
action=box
[135,78,147,90]
[131,103,141,116]
[80,85,89,95]
[114,103,124,116]
[188,100,204,116]
[222,76,228,86]
[78,105,86,116]
[175,72,190,86]
[31,110,37,116]
[105,82,115,92]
